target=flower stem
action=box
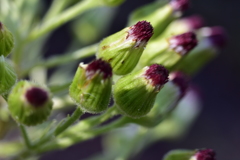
[19,124,32,149]
[27,0,102,41]
[21,43,98,77]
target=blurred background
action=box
[40,0,240,159]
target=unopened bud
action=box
[97,21,153,75]
[69,59,112,113]
[8,81,53,126]
[113,64,169,118]
[190,149,216,160]
[128,71,189,127]
[139,32,197,69]
[0,22,14,57]
[0,56,17,95]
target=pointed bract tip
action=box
[86,59,112,79]
[25,87,48,107]
[193,149,216,160]
[128,21,154,42]
[168,32,198,55]
[169,71,190,96]
[183,15,205,30]
[201,26,227,49]
[170,0,189,12]
[144,64,169,88]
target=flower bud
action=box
[97,21,153,75]
[128,71,189,127]
[0,22,14,57]
[190,149,216,160]
[113,64,169,118]
[163,149,195,160]
[173,26,227,75]
[8,81,53,126]
[100,0,125,7]
[160,15,204,38]
[139,32,198,69]
[69,59,112,113]
[0,56,17,95]
[128,0,189,38]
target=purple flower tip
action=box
[128,21,154,42]
[183,15,205,30]
[144,64,169,88]
[194,149,216,160]
[168,32,198,55]
[169,71,189,97]
[86,59,112,79]
[25,87,48,107]
[170,0,189,12]
[201,26,227,49]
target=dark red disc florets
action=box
[86,59,112,79]
[194,149,216,160]
[25,87,48,107]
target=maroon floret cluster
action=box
[25,87,48,107]
[86,59,112,79]
[170,71,190,97]
[168,32,198,55]
[144,64,169,88]
[170,0,189,12]
[195,149,216,160]
[128,21,153,42]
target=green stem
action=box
[36,117,129,153]
[21,43,98,77]
[19,124,32,149]
[27,0,102,41]
[31,107,83,149]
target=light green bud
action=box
[0,56,17,95]
[8,81,53,126]
[97,21,153,75]
[69,59,112,113]
[113,64,169,118]
[0,22,14,57]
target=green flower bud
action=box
[139,32,198,69]
[69,59,112,113]
[173,26,227,75]
[128,71,189,127]
[128,0,189,38]
[100,0,125,7]
[113,64,169,118]
[97,21,153,75]
[0,56,17,95]
[0,22,14,57]
[163,150,195,160]
[8,81,53,126]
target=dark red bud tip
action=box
[170,0,189,12]
[183,15,205,30]
[25,87,48,107]
[195,149,216,160]
[86,59,112,79]
[144,64,169,88]
[0,22,3,30]
[169,71,189,96]
[168,32,198,55]
[201,26,227,49]
[128,21,154,42]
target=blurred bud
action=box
[190,149,216,160]
[100,0,125,7]
[128,71,189,127]
[8,81,53,126]
[163,149,195,160]
[160,15,205,38]
[128,0,189,38]
[69,59,112,113]
[139,32,197,69]
[173,26,227,75]
[0,22,14,57]
[97,21,153,75]
[113,64,169,118]
[0,56,17,95]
